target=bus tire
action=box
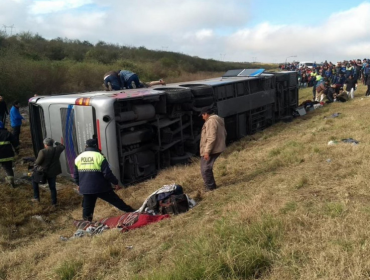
[191,86,214,97]
[181,84,214,97]
[193,96,214,107]
[158,88,192,104]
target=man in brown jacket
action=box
[32,138,65,206]
[199,107,227,191]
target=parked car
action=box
[298,61,314,69]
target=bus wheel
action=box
[193,96,214,107]
[165,88,192,104]
[180,84,214,97]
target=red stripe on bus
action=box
[96,119,102,150]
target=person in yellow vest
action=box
[0,121,18,187]
[74,139,135,221]
[310,70,318,99]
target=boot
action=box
[5,176,15,188]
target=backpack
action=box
[159,194,189,215]
[146,184,184,213]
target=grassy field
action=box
[1,83,370,280]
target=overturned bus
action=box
[28,69,298,186]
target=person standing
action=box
[0,121,18,187]
[0,96,9,124]
[9,101,24,147]
[344,74,357,99]
[74,139,135,221]
[199,107,227,192]
[32,138,65,206]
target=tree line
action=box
[0,31,273,103]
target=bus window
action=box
[29,103,46,157]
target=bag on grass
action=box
[159,194,189,215]
[32,168,47,184]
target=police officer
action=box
[74,139,135,221]
[0,121,18,187]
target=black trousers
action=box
[200,153,221,190]
[12,126,21,147]
[0,161,14,177]
[82,190,135,221]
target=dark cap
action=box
[86,139,98,148]
[199,107,215,116]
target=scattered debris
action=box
[341,138,359,145]
[326,159,332,163]
[324,113,341,119]
[31,215,46,223]
[328,140,338,146]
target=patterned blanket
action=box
[61,213,170,240]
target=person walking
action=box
[74,139,135,221]
[9,101,24,147]
[32,138,65,206]
[0,96,9,124]
[199,107,227,192]
[0,121,18,187]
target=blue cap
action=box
[0,121,3,129]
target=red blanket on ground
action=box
[74,213,170,233]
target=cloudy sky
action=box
[1,0,370,63]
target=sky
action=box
[1,0,370,63]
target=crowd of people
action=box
[283,59,370,102]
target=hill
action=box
[0,32,275,103]
[0,82,369,279]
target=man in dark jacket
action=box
[74,139,135,221]
[0,121,18,187]
[0,96,9,124]
[103,71,121,91]
[32,138,65,206]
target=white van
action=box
[298,61,314,69]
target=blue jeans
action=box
[126,74,143,89]
[33,176,57,205]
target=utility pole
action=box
[9,25,14,35]
[2,24,15,35]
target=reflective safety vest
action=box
[75,151,105,172]
[0,129,15,162]
[74,149,118,194]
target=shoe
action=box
[30,198,40,203]
[204,187,216,192]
